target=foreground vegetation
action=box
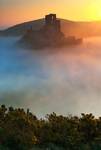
[0,105,101,150]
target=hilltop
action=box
[1,18,101,38]
[19,14,82,49]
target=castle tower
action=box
[45,14,61,32]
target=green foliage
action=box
[0,105,101,150]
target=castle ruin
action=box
[45,14,61,32]
[21,14,82,49]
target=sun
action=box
[89,1,101,20]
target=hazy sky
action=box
[1,0,101,28]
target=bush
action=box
[0,105,101,150]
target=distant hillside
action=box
[0,19,44,36]
[61,20,101,37]
[1,18,101,37]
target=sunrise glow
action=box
[1,0,101,28]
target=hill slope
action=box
[1,18,101,37]
[0,19,44,36]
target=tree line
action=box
[0,105,101,150]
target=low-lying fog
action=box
[0,36,101,117]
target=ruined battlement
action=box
[45,14,61,32]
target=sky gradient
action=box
[1,0,101,28]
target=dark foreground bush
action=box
[0,105,101,150]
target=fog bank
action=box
[0,36,101,117]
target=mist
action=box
[0,36,101,117]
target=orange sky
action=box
[1,0,101,28]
